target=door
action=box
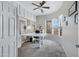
[54,28,58,35]
[78,1,79,57]
[0,2,17,57]
[46,20,52,34]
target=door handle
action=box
[76,45,79,48]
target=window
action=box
[52,19,60,28]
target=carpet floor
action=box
[18,34,66,57]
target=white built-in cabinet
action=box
[0,2,17,57]
[17,4,36,48]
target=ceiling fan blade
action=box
[42,7,50,9]
[32,3,40,7]
[33,8,39,10]
[40,1,46,6]
[41,9,43,13]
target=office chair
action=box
[33,30,40,43]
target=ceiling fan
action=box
[32,1,50,13]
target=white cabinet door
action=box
[78,1,79,57]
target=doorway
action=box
[46,20,52,34]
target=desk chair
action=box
[33,30,40,43]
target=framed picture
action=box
[68,1,77,16]
[74,13,78,24]
[64,16,66,22]
[66,21,68,26]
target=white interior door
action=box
[78,11,79,57]
[0,2,17,57]
[78,1,79,57]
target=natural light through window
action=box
[52,19,60,28]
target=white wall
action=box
[60,13,78,57]
[59,1,78,57]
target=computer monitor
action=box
[35,30,40,33]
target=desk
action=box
[21,33,47,48]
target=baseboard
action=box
[59,38,68,57]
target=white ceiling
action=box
[17,1,63,16]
